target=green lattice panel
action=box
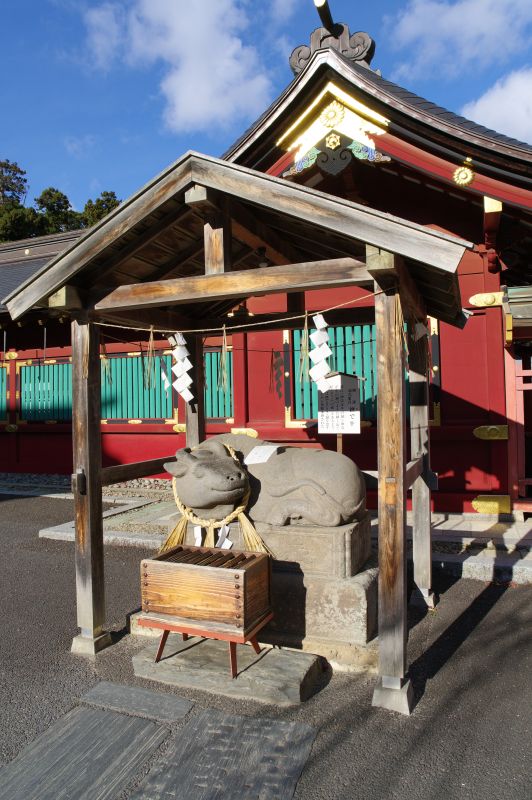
[293,325,408,421]
[204,350,234,419]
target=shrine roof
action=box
[344,60,532,153]
[224,49,532,182]
[0,231,82,311]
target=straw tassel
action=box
[205,522,216,548]
[238,511,275,556]
[298,311,309,384]
[143,325,155,388]
[161,514,188,553]
[218,324,228,394]
[101,339,112,384]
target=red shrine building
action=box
[1,15,531,517]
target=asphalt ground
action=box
[0,494,530,800]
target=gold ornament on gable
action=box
[320,101,345,128]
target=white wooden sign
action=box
[317,372,361,434]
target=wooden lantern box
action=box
[140,545,272,635]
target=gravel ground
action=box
[0,494,531,800]
[0,472,173,499]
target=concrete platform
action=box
[132,633,326,706]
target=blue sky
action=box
[2,0,531,211]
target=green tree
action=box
[0,159,120,243]
[82,190,120,226]
[34,187,84,233]
[0,159,28,206]
[0,206,46,242]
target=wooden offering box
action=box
[141,545,271,633]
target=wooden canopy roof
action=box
[3,152,471,327]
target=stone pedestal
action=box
[166,511,372,577]
[132,634,324,706]
[138,511,378,671]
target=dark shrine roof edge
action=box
[223,49,532,165]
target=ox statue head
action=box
[164,439,249,514]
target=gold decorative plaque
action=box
[230,427,259,438]
[473,425,509,440]
[471,494,511,515]
[453,165,474,186]
[468,292,503,308]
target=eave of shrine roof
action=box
[223,49,532,172]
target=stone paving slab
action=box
[39,524,165,548]
[0,706,168,800]
[133,634,325,706]
[129,709,316,800]
[80,681,193,723]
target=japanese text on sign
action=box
[317,373,361,434]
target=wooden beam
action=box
[204,211,231,274]
[366,245,427,322]
[371,252,413,715]
[101,457,176,486]
[93,257,372,313]
[70,316,111,656]
[47,284,82,310]
[185,186,231,274]
[405,457,423,488]
[408,327,435,609]
[184,184,219,216]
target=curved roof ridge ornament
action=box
[290,0,377,76]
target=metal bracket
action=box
[468,292,503,308]
[473,424,509,440]
[72,468,87,496]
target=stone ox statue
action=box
[164,433,365,527]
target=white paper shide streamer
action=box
[167,333,194,404]
[309,313,334,393]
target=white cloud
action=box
[84,3,125,71]
[270,0,301,23]
[83,0,274,134]
[388,0,532,80]
[64,134,97,157]
[461,67,532,145]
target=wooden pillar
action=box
[70,316,111,655]
[183,184,229,447]
[369,248,413,715]
[185,335,205,447]
[408,327,436,608]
